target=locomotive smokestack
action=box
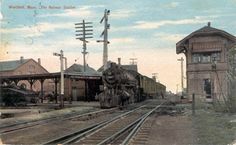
[118,58,121,66]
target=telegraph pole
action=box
[75,20,93,72]
[97,9,110,70]
[177,57,184,96]
[75,20,93,101]
[63,57,67,70]
[130,58,137,65]
[53,50,64,108]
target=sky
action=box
[1,0,236,92]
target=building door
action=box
[72,87,78,101]
[204,79,212,100]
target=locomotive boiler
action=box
[99,63,141,108]
[98,62,166,108]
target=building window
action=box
[202,53,211,63]
[192,54,201,63]
[192,52,221,63]
[211,52,221,62]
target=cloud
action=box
[111,9,135,19]
[38,5,104,18]
[0,26,43,37]
[154,33,186,43]
[111,14,227,32]
[0,22,73,37]
[3,39,100,72]
[0,12,3,20]
[39,9,91,18]
[79,5,105,10]
[38,7,135,21]
[36,22,73,32]
[110,37,135,44]
[110,25,131,32]
[133,16,211,29]
[164,2,179,8]
[49,37,100,51]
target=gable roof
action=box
[176,24,236,54]
[0,58,49,73]
[98,64,138,72]
[65,63,101,76]
[0,59,30,71]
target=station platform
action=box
[0,101,101,127]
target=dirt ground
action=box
[148,115,196,145]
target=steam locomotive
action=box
[98,62,166,108]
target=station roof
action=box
[0,72,101,83]
[0,59,30,71]
[0,63,101,82]
[65,64,101,76]
[176,23,236,54]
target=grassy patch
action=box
[193,109,236,145]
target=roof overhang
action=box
[176,26,236,54]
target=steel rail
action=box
[0,108,116,134]
[42,123,100,145]
[60,105,146,144]
[121,103,164,145]
[97,111,145,145]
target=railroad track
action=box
[0,108,117,134]
[0,101,149,135]
[123,113,156,145]
[43,102,164,145]
[116,104,162,145]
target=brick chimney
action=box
[118,58,121,66]
[38,58,41,65]
[207,22,211,27]
[20,56,24,63]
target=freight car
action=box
[141,76,166,99]
[98,62,166,108]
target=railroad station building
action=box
[0,57,54,93]
[0,57,102,103]
[64,64,102,101]
[176,22,236,103]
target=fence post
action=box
[192,93,195,116]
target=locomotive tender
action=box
[98,62,166,108]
